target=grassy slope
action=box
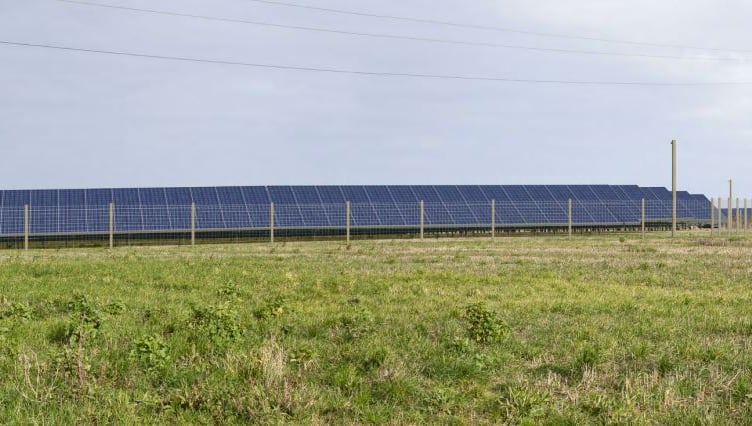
[1,233,752,424]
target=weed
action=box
[130,334,170,373]
[187,302,242,342]
[253,296,286,320]
[463,303,509,344]
[103,301,126,316]
[1,302,33,321]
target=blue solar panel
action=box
[435,186,465,202]
[113,189,142,232]
[191,187,220,205]
[215,187,251,229]
[458,186,490,202]
[240,186,270,205]
[567,185,599,200]
[503,186,533,202]
[316,186,345,204]
[85,189,111,233]
[366,186,396,203]
[548,185,577,202]
[387,186,418,203]
[1,191,28,235]
[4,190,29,206]
[365,187,407,225]
[340,186,370,203]
[30,190,57,234]
[164,188,192,230]
[0,185,713,235]
[59,190,86,233]
[291,186,321,203]
[138,188,171,231]
[291,187,330,226]
[479,186,511,202]
[590,185,622,200]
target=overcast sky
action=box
[1,0,751,197]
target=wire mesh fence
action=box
[0,198,736,249]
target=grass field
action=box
[2,232,752,424]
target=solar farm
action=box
[0,184,714,247]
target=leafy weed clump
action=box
[253,296,286,320]
[130,334,170,373]
[0,302,33,321]
[188,302,242,342]
[463,303,509,344]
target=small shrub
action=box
[104,301,126,316]
[131,334,170,373]
[575,345,600,370]
[1,302,33,321]
[188,303,242,342]
[65,295,103,344]
[463,303,508,344]
[253,296,286,320]
[218,283,243,300]
[336,308,374,341]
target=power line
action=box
[243,0,752,55]
[50,0,746,63]
[2,39,751,86]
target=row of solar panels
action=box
[0,185,707,206]
[0,185,711,235]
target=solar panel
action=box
[457,186,490,202]
[113,188,143,232]
[86,189,112,233]
[0,185,713,236]
[59,189,86,233]
[316,186,345,204]
[216,187,252,229]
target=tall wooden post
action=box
[641,198,646,239]
[491,199,496,238]
[671,140,677,237]
[729,180,733,234]
[24,204,29,251]
[109,202,114,248]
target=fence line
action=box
[0,198,739,249]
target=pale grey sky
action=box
[1,0,751,198]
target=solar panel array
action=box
[0,185,711,235]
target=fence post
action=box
[737,198,741,232]
[270,202,275,243]
[642,198,646,239]
[109,202,115,248]
[346,201,351,244]
[491,199,496,238]
[191,202,196,246]
[24,204,29,251]
[420,200,425,240]
[568,199,573,238]
[728,196,733,235]
[718,197,723,233]
[746,198,749,232]
[710,198,715,236]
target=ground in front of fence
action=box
[1,232,751,423]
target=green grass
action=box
[2,232,752,424]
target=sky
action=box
[0,0,751,198]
